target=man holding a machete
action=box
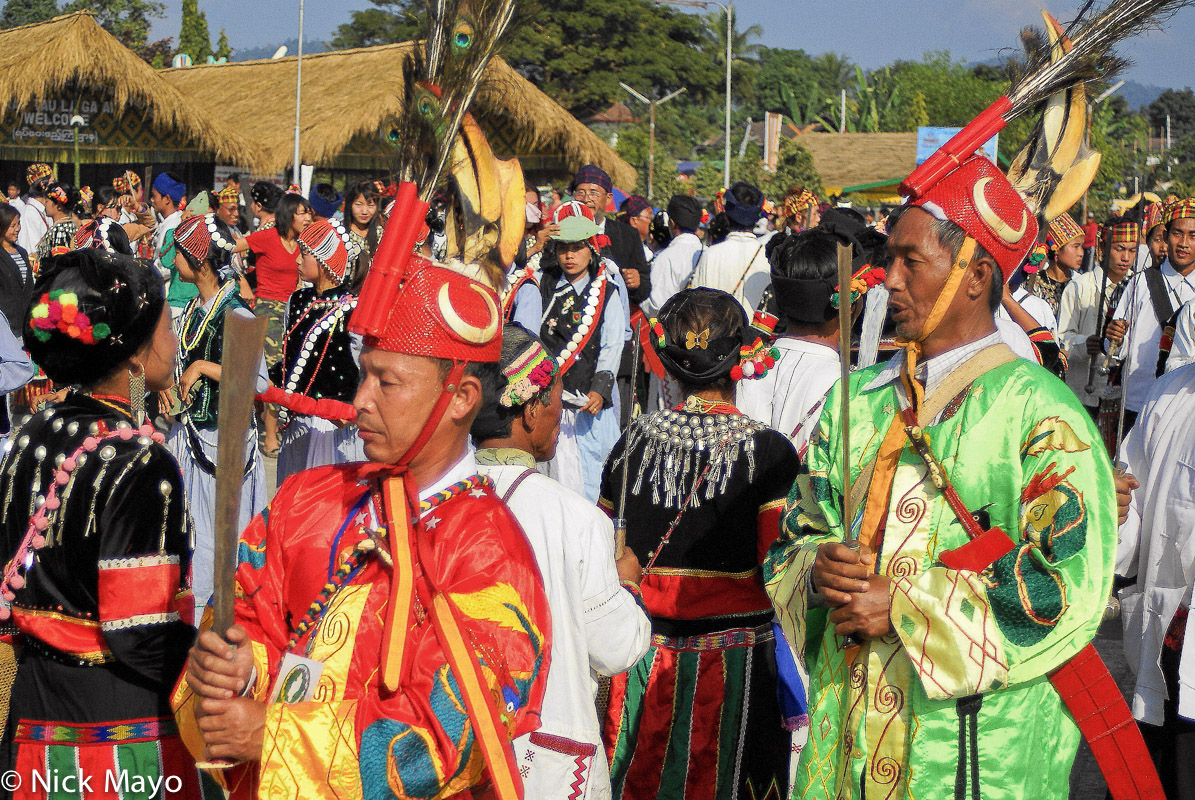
[172,194,553,800]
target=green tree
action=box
[888,52,1004,129]
[0,0,59,29]
[809,52,854,97]
[754,47,826,126]
[177,0,210,62]
[765,138,822,199]
[213,28,230,61]
[62,0,163,49]
[331,0,420,49]
[1147,88,1195,143]
[331,0,723,120]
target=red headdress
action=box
[904,154,1039,283]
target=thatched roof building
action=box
[0,13,258,169]
[159,42,637,188]
[795,132,918,199]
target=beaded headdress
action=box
[499,339,557,408]
[298,219,349,283]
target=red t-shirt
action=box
[1083,221,1098,249]
[247,229,300,302]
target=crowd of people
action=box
[0,131,1188,800]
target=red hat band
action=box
[908,155,1038,281]
[357,260,501,363]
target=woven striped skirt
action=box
[9,718,221,800]
[602,618,789,800]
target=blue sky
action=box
[150,0,1195,90]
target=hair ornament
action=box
[830,262,886,309]
[29,290,111,345]
[730,337,778,381]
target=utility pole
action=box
[293,0,304,187]
[621,83,687,201]
[840,89,847,134]
[655,0,733,187]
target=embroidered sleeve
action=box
[96,447,195,687]
[890,404,1116,700]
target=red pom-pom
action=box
[730,365,743,381]
[763,356,775,368]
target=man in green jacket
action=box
[765,152,1116,800]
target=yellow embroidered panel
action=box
[259,699,362,800]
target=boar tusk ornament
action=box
[438,283,499,343]
[972,177,1029,245]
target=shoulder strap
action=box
[847,344,1017,512]
[1143,266,1174,325]
[500,468,538,504]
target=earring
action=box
[129,366,146,425]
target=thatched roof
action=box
[0,12,260,163]
[159,42,637,187]
[794,132,918,195]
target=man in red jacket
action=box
[174,248,553,800]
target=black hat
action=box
[667,195,702,232]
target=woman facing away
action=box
[168,213,267,617]
[599,287,800,800]
[33,183,79,262]
[0,247,205,797]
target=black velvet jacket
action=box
[0,394,194,729]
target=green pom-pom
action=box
[49,289,63,300]
[93,323,111,340]
[32,328,51,342]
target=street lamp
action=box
[657,0,732,189]
[620,83,687,200]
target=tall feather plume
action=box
[1007,0,1193,120]
[393,0,519,202]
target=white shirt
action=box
[477,455,650,800]
[689,231,770,314]
[1117,364,1195,725]
[643,232,703,318]
[7,196,25,215]
[1112,260,1195,411]
[1058,267,1124,406]
[154,209,183,281]
[1006,286,1058,331]
[1164,294,1195,374]
[17,197,48,253]
[995,316,1038,362]
[736,337,839,456]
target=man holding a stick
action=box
[764,153,1122,800]
[172,222,553,799]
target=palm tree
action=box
[703,9,762,101]
[810,52,855,96]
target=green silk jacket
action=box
[765,356,1115,800]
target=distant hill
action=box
[1119,79,1170,112]
[231,38,331,63]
